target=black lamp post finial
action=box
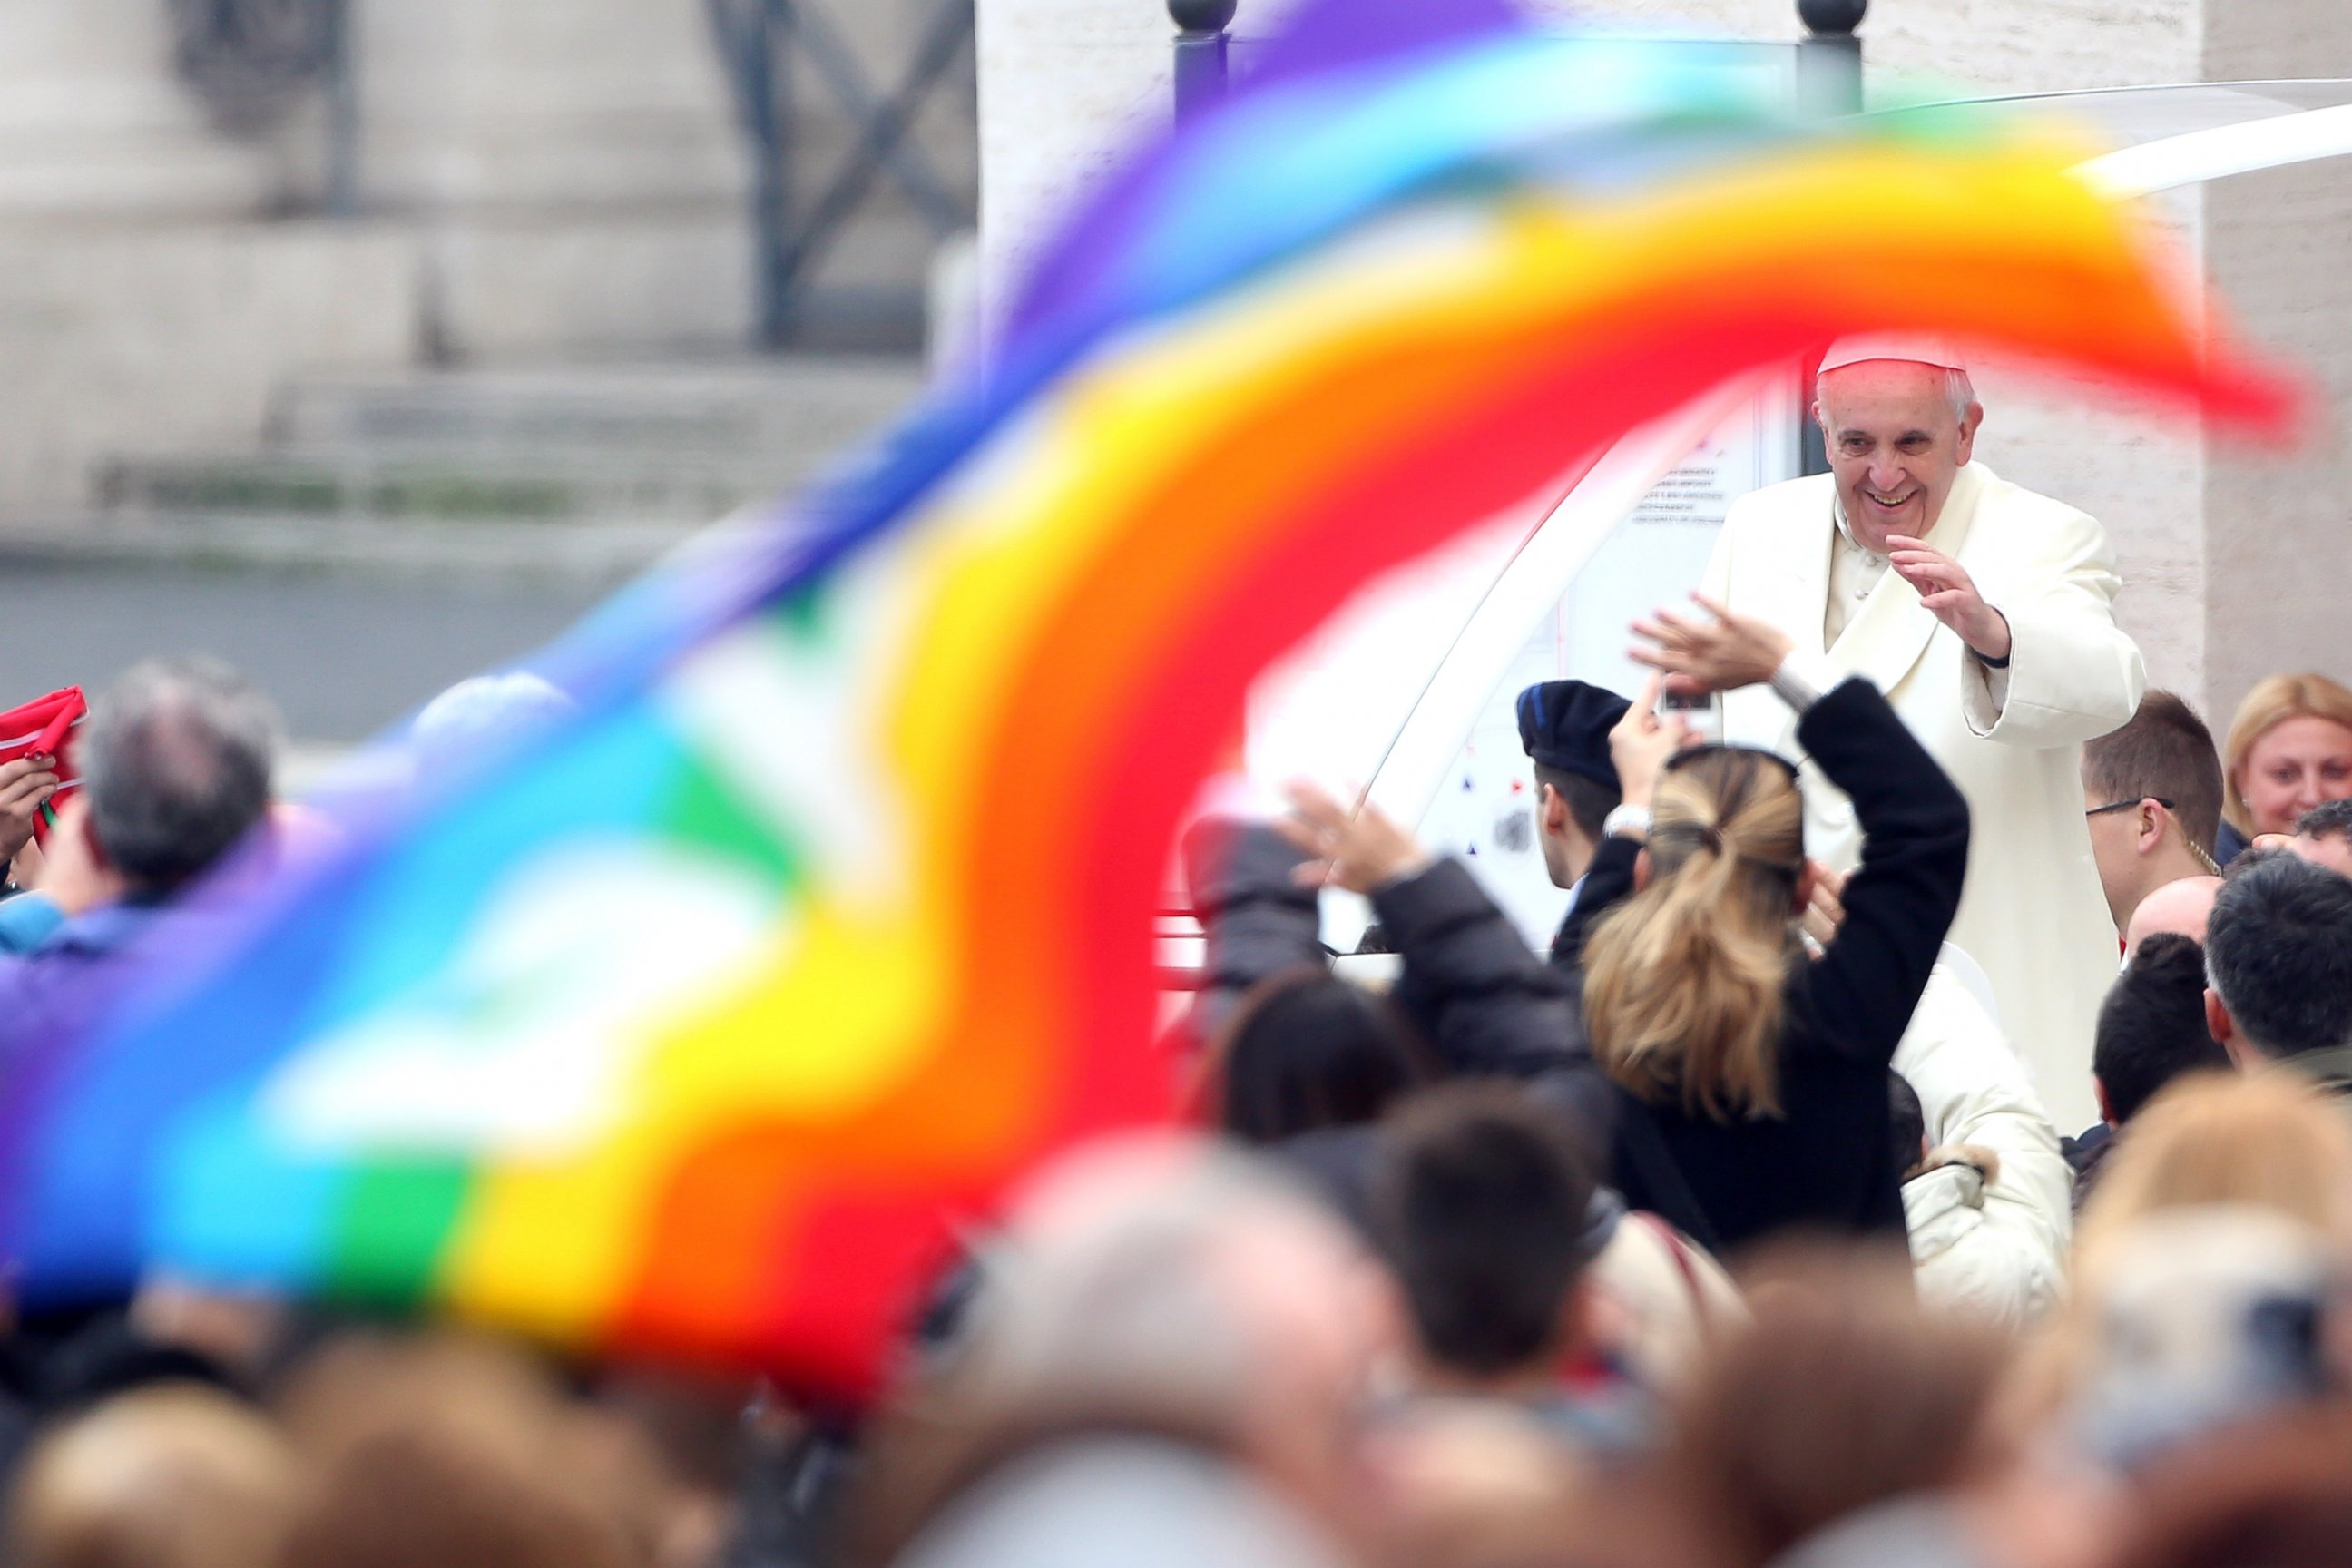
[1170,0,1239,35]
[1797,0,1867,36]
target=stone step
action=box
[58,355,930,578]
[96,448,818,526]
[0,512,708,585]
[261,357,927,461]
[95,356,928,526]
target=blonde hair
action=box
[2077,1070,2352,1278]
[2014,1072,2352,1416]
[1582,748,1804,1122]
[2220,672,2352,838]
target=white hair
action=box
[947,1137,1351,1429]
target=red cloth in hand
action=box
[0,687,87,843]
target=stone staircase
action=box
[16,356,928,582]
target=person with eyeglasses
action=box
[2080,691,2226,945]
[1544,600,1970,1255]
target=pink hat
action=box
[1817,333,1970,375]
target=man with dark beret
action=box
[1516,680,1631,950]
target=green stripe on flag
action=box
[666,755,806,892]
[327,1160,472,1304]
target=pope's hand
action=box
[1886,535,2012,662]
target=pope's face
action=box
[1815,361,1983,555]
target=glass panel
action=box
[1875,80,2352,151]
[1407,388,1796,950]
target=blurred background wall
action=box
[0,0,975,544]
[0,0,978,750]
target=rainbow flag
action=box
[0,0,2290,1400]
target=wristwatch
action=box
[1602,803,1653,841]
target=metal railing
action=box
[709,0,979,348]
[169,0,359,213]
[1164,2,1866,477]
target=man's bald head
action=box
[2123,874,2222,956]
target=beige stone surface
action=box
[0,0,272,217]
[358,0,749,211]
[0,0,838,514]
[2200,160,2352,720]
[0,223,418,509]
[2195,0,2352,721]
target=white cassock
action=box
[1703,461,2143,1128]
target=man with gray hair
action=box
[0,657,278,1046]
[2203,852,2352,1093]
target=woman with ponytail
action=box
[1573,593,1970,1253]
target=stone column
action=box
[2197,3,2352,720]
[974,0,1179,329]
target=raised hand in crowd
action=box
[1603,674,1694,810]
[1276,780,1432,895]
[1628,591,1794,700]
[1800,860,1848,949]
[28,796,122,917]
[0,754,60,871]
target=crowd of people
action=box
[0,341,2347,1566]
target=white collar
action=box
[1830,495,1885,562]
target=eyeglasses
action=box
[2085,798,2176,818]
[2083,797,2221,875]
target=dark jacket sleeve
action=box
[1792,677,1972,1065]
[1171,818,1328,1051]
[1373,858,1615,1149]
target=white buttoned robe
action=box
[1702,462,2142,1129]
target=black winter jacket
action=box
[1572,677,1970,1254]
[1173,818,1615,1154]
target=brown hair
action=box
[2220,672,2352,838]
[271,1332,655,1568]
[1582,748,1804,1122]
[2084,690,2225,858]
[1667,1247,2007,1564]
[2109,1402,2352,1568]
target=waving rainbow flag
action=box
[0,0,2290,1398]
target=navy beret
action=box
[1516,680,1632,789]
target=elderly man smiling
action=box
[1636,338,2142,1123]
